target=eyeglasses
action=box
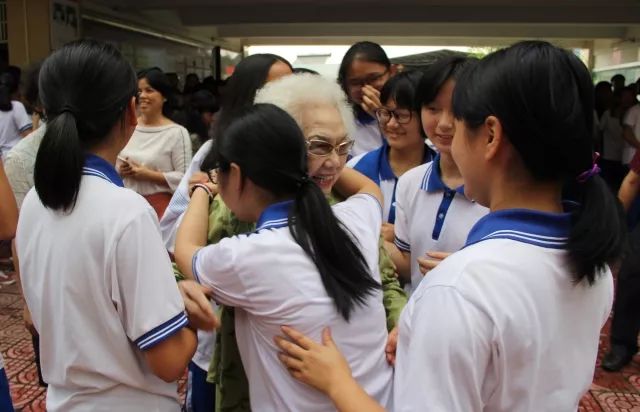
[375,108,413,125]
[346,70,389,89]
[306,138,355,157]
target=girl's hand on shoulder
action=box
[274,326,352,396]
[178,280,219,331]
[417,251,451,275]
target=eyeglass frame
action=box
[375,107,413,125]
[346,70,389,90]
[306,136,355,157]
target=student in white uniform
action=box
[275,40,626,412]
[338,42,395,156]
[348,70,435,241]
[175,103,393,412]
[386,56,488,292]
[16,39,217,412]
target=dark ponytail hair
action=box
[34,39,137,212]
[200,53,292,171]
[215,103,380,320]
[137,67,175,117]
[0,72,17,112]
[453,40,626,284]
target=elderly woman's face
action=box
[299,103,350,194]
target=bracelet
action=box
[190,183,214,203]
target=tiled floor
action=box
[2,272,639,411]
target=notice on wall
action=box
[50,0,80,50]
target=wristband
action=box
[190,183,214,203]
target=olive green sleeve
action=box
[378,237,408,331]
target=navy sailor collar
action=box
[83,154,124,187]
[358,140,434,184]
[465,207,571,249]
[420,153,465,195]
[256,200,294,231]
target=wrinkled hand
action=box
[178,280,219,331]
[274,326,352,395]
[385,326,398,366]
[119,158,148,179]
[23,304,37,336]
[360,85,382,117]
[381,223,395,243]
[417,251,451,275]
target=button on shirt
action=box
[17,155,188,411]
[394,155,488,292]
[394,208,613,411]
[192,194,393,412]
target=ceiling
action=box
[86,0,640,50]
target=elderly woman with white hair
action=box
[172,73,404,411]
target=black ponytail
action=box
[453,41,626,284]
[34,39,137,212]
[216,103,380,320]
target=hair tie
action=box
[576,152,601,183]
[296,174,310,190]
[59,105,77,117]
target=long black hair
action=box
[0,72,17,112]
[137,67,174,117]
[214,103,380,320]
[34,39,137,212]
[201,53,292,171]
[452,40,626,284]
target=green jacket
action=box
[185,194,406,412]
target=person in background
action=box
[16,38,217,412]
[602,149,640,371]
[622,86,640,166]
[348,70,435,242]
[0,73,32,159]
[184,90,219,154]
[600,87,635,190]
[22,63,44,130]
[611,73,626,93]
[276,40,625,412]
[0,159,17,411]
[338,41,395,156]
[385,56,488,293]
[118,67,192,219]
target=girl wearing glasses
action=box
[275,40,624,412]
[338,42,395,156]
[386,56,488,293]
[175,104,393,411]
[347,71,436,243]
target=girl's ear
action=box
[229,162,244,193]
[484,115,504,161]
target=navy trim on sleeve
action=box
[394,236,411,252]
[135,312,188,350]
[191,252,201,284]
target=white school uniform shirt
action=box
[17,154,188,412]
[623,104,640,164]
[0,101,32,159]
[348,140,434,223]
[160,139,212,253]
[351,115,385,157]
[394,208,613,412]
[118,123,192,195]
[192,194,393,412]
[394,154,488,292]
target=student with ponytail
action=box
[16,39,216,411]
[175,103,393,411]
[275,41,625,412]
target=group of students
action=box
[0,36,627,412]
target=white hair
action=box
[254,73,356,139]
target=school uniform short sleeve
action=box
[0,101,32,158]
[114,205,188,349]
[394,209,613,411]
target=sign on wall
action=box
[50,0,79,50]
